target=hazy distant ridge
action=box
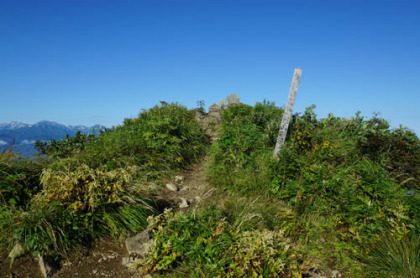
[0,120,105,156]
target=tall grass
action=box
[361,234,420,278]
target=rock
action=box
[208,111,222,117]
[125,230,152,257]
[180,186,190,191]
[166,183,179,191]
[219,99,224,107]
[331,270,341,278]
[225,94,240,107]
[93,269,98,274]
[122,256,131,266]
[38,254,59,278]
[174,175,185,183]
[8,242,25,266]
[62,261,72,267]
[179,198,189,208]
[208,103,222,113]
[195,110,206,119]
[122,256,141,269]
[201,117,219,127]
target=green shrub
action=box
[35,130,98,158]
[81,103,209,170]
[0,164,154,256]
[0,152,45,208]
[138,208,233,275]
[0,202,74,256]
[37,164,145,212]
[227,229,295,277]
[36,164,154,237]
[137,206,299,277]
[208,101,282,193]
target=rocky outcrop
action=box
[125,230,152,257]
[122,229,153,270]
[195,94,240,142]
[8,242,25,266]
[195,109,220,142]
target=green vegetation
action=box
[137,204,299,277]
[0,150,45,207]
[35,130,98,158]
[206,101,419,277]
[1,100,419,277]
[1,103,209,258]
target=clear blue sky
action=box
[1,0,419,134]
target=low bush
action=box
[137,206,299,277]
[35,130,99,158]
[81,103,209,170]
[0,152,45,208]
[1,164,154,256]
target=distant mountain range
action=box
[0,121,106,157]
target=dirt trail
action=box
[157,156,216,212]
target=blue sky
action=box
[1,0,419,134]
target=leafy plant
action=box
[35,130,98,158]
[81,103,209,170]
[0,152,44,208]
[137,206,299,277]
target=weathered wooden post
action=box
[273,67,302,159]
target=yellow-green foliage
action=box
[227,229,295,277]
[37,165,141,211]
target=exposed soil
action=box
[1,252,44,278]
[156,156,216,212]
[1,238,139,278]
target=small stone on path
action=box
[179,198,189,208]
[166,183,178,191]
